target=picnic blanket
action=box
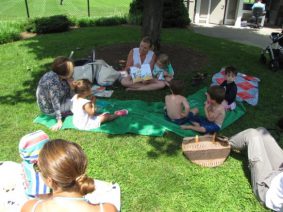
[34,88,246,137]
[0,161,121,212]
[212,68,260,106]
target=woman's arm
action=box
[102,203,118,212]
[124,49,134,71]
[150,54,157,71]
[49,85,64,131]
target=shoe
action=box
[114,109,128,116]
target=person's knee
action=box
[245,128,260,136]
[229,128,259,150]
[256,127,268,135]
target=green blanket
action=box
[34,88,246,137]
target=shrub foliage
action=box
[26,15,70,34]
[128,0,190,27]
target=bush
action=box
[76,17,97,27]
[128,0,190,27]
[26,15,70,34]
[95,16,127,26]
[0,21,26,44]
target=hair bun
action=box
[75,174,86,183]
[75,174,95,195]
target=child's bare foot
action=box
[180,125,193,130]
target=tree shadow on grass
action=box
[0,64,48,105]
[146,133,182,159]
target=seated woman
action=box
[36,56,74,131]
[120,36,167,91]
[21,139,117,212]
[229,128,283,211]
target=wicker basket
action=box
[182,135,231,168]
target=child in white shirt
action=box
[71,79,126,130]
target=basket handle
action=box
[211,133,216,143]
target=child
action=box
[153,54,174,82]
[164,80,197,125]
[181,85,225,134]
[220,66,238,110]
[71,79,127,130]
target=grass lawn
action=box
[1,25,282,211]
[0,0,131,20]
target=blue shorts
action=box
[164,110,194,125]
[189,115,221,134]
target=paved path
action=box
[192,24,282,48]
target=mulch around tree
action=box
[96,43,208,77]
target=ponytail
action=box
[75,174,95,195]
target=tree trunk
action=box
[142,0,164,51]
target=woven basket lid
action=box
[182,135,231,168]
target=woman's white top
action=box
[133,48,154,66]
[71,95,101,130]
[265,172,283,211]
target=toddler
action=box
[165,80,197,125]
[220,66,238,110]
[181,85,225,134]
[153,54,174,82]
[71,79,127,130]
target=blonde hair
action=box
[141,36,153,48]
[73,79,92,96]
[38,139,95,195]
[157,54,169,66]
[52,56,74,77]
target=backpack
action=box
[73,59,120,86]
[19,130,51,197]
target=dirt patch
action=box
[96,43,208,77]
[20,32,37,39]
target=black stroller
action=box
[260,30,283,71]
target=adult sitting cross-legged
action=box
[228,127,283,211]
[120,36,167,91]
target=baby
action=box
[153,54,174,82]
[220,66,238,110]
[164,80,196,125]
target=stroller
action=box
[260,30,283,71]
